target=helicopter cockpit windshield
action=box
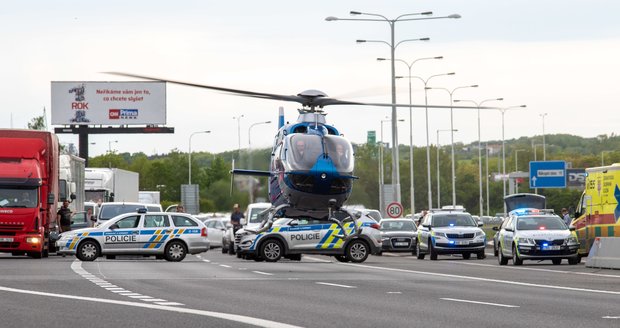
[325,135,354,173]
[287,135,322,171]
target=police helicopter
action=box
[108,72,485,239]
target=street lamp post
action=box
[378,55,442,215]
[485,143,490,216]
[108,140,118,153]
[454,98,504,216]
[426,84,478,207]
[232,115,244,160]
[188,131,211,185]
[248,120,271,203]
[326,10,461,207]
[380,117,404,216]
[515,149,526,193]
[540,113,548,161]
[436,129,457,208]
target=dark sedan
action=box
[379,219,418,255]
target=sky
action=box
[2,0,620,157]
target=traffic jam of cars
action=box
[55,193,580,266]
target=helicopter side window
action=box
[325,136,354,172]
[287,135,322,171]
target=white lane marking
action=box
[0,285,302,328]
[602,316,620,319]
[387,292,402,294]
[448,261,620,279]
[155,302,185,306]
[252,271,273,276]
[219,264,232,268]
[72,261,178,305]
[316,282,356,289]
[441,298,519,308]
[141,298,167,302]
[202,259,211,263]
[339,262,620,296]
[303,256,332,263]
[238,268,247,270]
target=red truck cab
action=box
[0,129,59,258]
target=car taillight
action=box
[201,227,208,237]
[370,223,380,230]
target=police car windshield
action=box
[381,220,416,231]
[516,216,567,231]
[432,214,476,227]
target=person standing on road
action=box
[57,200,72,233]
[176,204,185,213]
[230,204,244,233]
[561,208,571,226]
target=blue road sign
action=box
[529,161,567,188]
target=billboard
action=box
[51,82,166,125]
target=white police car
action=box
[416,208,487,260]
[496,208,580,265]
[56,209,209,261]
[235,213,382,263]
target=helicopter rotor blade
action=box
[106,72,305,104]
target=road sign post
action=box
[386,202,404,218]
[529,161,567,189]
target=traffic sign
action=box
[386,202,403,218]
[529,161,567,188]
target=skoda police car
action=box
[235,213,382,263]
[56,209,209,261]
[496,208,580,265]
[416,207,487,260]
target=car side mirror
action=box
[110,224,119,230]
[289,221,298,226]
[47,192,55,205]
[478,222,484,227]
[492,226,499,231]
[569,226,576,231]
[422,224,430,229]
[505,227,513,232]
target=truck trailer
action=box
[85,168,139,203]
[59,154,85,213]
[0,129,59,258]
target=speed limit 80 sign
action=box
[386,202,404,218]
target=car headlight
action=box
[382,237,390,241]
[565,237,578,245]
[475,231,485,237]
[433,232,446,238]
[517,237,536,245]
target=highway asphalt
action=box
[1,248,619,328]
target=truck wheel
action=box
[260,239,283,262]
[429,239,438,261]
[164,241,187,262]
[512,245,523,266]
[76,240,99,261]
[28,252,43,259]
[498,243,508,265]
[335,255,350,262]
[346,240,369,263]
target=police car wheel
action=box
[346,240,369,263]
[512,245,523,266]
[76,241,99,262]
[228,242,235,255]
[334,255,350,262]
[477,251,486,259]
[493,243,499,257]
[164,241,187,262]
[429,240,438,261]
[498,244,508,265]
[260,239,283,262]
[462,253,471,260]
[552,258,562,265]
[568,256,580,265]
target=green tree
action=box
[27,115,46,130]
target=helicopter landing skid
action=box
[328,204,361,242]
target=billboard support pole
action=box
[78,125,89,167]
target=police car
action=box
[496,208,580,265]
[235,213,382,263]
[56,209,209,261]
[416,207,487,260]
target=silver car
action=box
[56,210,209,262]
[379,219,417,255]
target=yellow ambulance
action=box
[572,163,620,257]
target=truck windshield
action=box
[0,187,38,208]
[85,190,106,203]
